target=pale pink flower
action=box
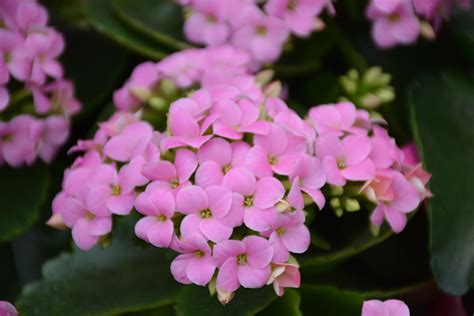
[288,154,326,210]
[195,138,250,187]
[170,233,216,286]
[134,188,176,247]
[366,0,420,49]
[308,102,360,136]
[267,262,301,296]
[214,236,273,292]
[60,195,112,250]
[370,171,420,233]
[247,123,306,177]
[262,210,310,262]
[223,167,284,232]
[184,0,230,46]
[98,111,140,137]
[315,134,375,186]
[103,121,154,162]
[176,185,234,242]
[369,126,399,169]
[232,9,290,63]
[12,1,48,32]
[362,299,410,316]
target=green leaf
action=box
[409,70,474,295]
[0,164,49,242]
[451,6,474,66]
[299,285,364,316]
[257,289,302,316]
[85,0,168,60]
[175,285,276,316]
[16,218,181,316]
[111,0,190,51]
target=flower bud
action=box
[344,198,360,212]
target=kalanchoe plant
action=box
[0,0,81,167]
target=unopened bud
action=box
[330,197,341,209]
[160,79,177,96]
[46,213,67,229]
[362,66,382,86]
[348,69,359,81]
[370,223,380,236]
[314,18,326,32]
[130,87,152,101]
[264,81,282,97]
[330,185,344,196]
[255,69,275,86]
[420,20,436,40]
[208,278,216,296]
[276,199,291,213]
[148,97,167,111]
[360,93,381,109]
[344,198,360,212]
[334,207,344,217]
[340,77,357,95]
[379,74,392,86]
[376,88,395,103]
[217,289,234,305]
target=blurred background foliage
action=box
[1,0,473,315]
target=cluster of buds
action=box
[0,0,81,166]
[365,0,470,48]
[49,46,430,302]
[339,67,395,111]
[178,0,334,64]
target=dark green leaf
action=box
[111,0,190,51]
[16,218,181,316]
[85,0,168,60]
[257,289,302,316]
[451,6,474,66]
[0,164,49,242]
[299,285,365,316]
[409,70,474,295]
[175,285,276,316]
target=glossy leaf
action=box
[111,0,190,51]
[85,0,167,60]
[0,164,49,242]
[257,289,302,316]
[451,6,474,66]
[175,285,276,316]
[410,70,474,295]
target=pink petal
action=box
[245,146,273,178]
[200,218,232,242]
[152,189,176,218]
[148,220,174,247]
[281,225,310,254]
[180,214,202,237]
[186,256,216,286]
[269,232,290,263]
[384,206,408,233]
[88,217,112,236]
[254,123,288,156]
[134,216,156,242]
[216,258,240,292]
[213,239,246,267]
[176,185,209,214]
[243,236,273,268]
[85,187,111,217]
[142,161,177,181]
[197,137,232,166]
[315,134,343,159]
[390,172,420,213]
[254,177,285,209]
[175,149,198,183]
[244,206,277,232]
[206,185,232,218]
[107,193,135,215]
[220,193,245,228]
[343,135,371,165]
[171,254,193,285]
[302,188,326,210]
[72,218,98,250]
[195,161,224,188]
[222,167,256,196]
[238,264,271,288]
[170,110,200,137]
[385,299,410,316]
[362,300,389,316]
[341,159,375,181]
[287,178,304,210]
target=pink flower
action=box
[103,121,154,162]
[176,185,234,242]
[267,262,301,296]
[134,188,176,247]
[11,1,48,32]
[143,148,197,191]
[288,154,326,210]
[0,301,18,316]
[369,171,420,233]
[362,299,410,316]
[316,134,375,186]
[246,123,306,177]
[366,0,420,49]
[86,164,137,216]
[212,98,270,140]
[308,102,360,136]
[369,126,399,169]
[214,236,273,292]
[265,0,331,36]
[170,233,216,286]
[195,138,250,187]
[223,167,284,231]
[0,86,9,111]
[156,49,204,88]
[262,210,310,262]
[113,62,159,112]
[413,0,470,30]
[60,195,112,250]
[184,0,230,46]
[232,9,290,63]
[37,115,69,163]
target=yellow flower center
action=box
[237,253,247,265]
[200,209,212,219]
[111,185,121,196]
[244,196,254,207]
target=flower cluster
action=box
[50,46,430,302]
[0,0,81,166]
[178,0,334,64]
[366,0,470,48]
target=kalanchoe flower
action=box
[214,236,273,292]
[266,262,301,296]
[362,299,410,316]
[0,301,18,316]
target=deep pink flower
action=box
[316,134,375,186]
[362,299,410,316]
[247,123,306,177]
[171,233,216,286]
[176,185,234,242]
[262,210,310,262]
[288,154,326,210]
[214,236,273,292]
[267,262,301,296]
[366,0,420,49]
[135,188,176,247]
[370,171,420,233]
[223,167,284,232]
